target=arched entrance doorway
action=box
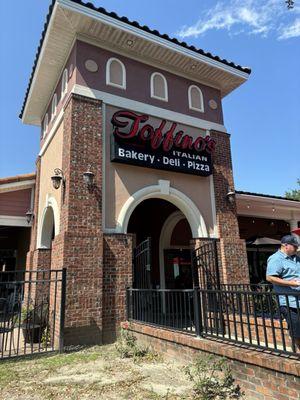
[127,198,193,289]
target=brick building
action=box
[18,0,300,345]
[2,0,298,396]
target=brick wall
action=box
[211,130,249,284]
[102,233,133,343]
[127,322,300,400]
[59,94,103,345]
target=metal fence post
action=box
[126,287,130,321]
[59,268,67,353]
[193,287,203,337]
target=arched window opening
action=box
[150,72,168,101]
[51,94,57,119]
[106,58,126,89]
[61,68,68,97]
[188,85,204,112]
[43,114,48,138]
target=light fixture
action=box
[226,189,235,204]
[126,39,134,47]
[270,221,275,227]
[25,209,34,224]
[247,203,250,209]
[51,168,65,190]
[83,166,95,191]
[272,203,276,213]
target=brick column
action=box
[211,130,249,284]
[102,234,133,343]
[58,93,103,345]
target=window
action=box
[150,72,168,101]
[188,85,204,112]
[106,58,126,89]
[61,68,68,98]
[51,94,57,119]
[43,114,48,137]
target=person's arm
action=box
[266,275,300,287]
[266,254,300,287]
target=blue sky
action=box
[0,0,299,196]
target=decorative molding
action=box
[61,68,68,98]
[188,85,204,113]
[0,180,35,192]
[106,57,126,90]
[37,195,60,249]
[77,34,223,93]
[115,182,208,238]
[150,72,168,102]
[72,84,227,132]
[85,59,98,72]
[39,107,64,156]
[158,180,170,195]
[236,193,300,210]
[59,0,249,80]
[0,215,30,227]
[209,99,218,110]
[51,93,58,120]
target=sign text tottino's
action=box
[110,110,216,176]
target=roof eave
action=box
[20,0,251,125]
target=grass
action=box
[0,344,193,400]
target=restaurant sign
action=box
[110,110,215,176]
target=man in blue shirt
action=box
[266,234,300,349]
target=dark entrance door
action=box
[133,237,151,289]
[164,249,193,289]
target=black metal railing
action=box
[0,269,66,359]
[127,289,196,334]
[126,286,300,357]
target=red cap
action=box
[292,228,300,236]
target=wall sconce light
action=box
[25,209,34,224]
[51,168,65,190]
[226,189,235,204]
[83,166,95,191]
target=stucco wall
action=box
[104,105,215,236]
[37,120,64,244]
[76,40,223,125]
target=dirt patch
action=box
[0,345,193,400]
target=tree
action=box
[286,0,295,9]
[285,179,300,201]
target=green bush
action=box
[115,327,159,362]
[184,355,243,399]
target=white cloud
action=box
[177,0,300,40]
[278,18,300,39]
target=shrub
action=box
[184,355,243,399]
[116,326,159,362]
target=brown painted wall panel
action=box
[75,41,224,125]
[0,189,31,216]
